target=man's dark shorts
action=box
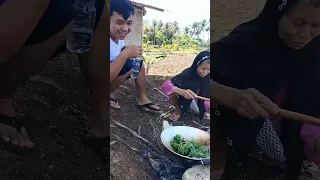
[0,0,105,58]
[117,47,143,79]
[118,59,143,78]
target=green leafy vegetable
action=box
[170,134,209,158]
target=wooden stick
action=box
[277,108,320,126]
[196,95,210,101]
[154,87,169,99]
[260,104,320,126]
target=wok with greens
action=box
[170,134,209,158]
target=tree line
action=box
[143,19,210,52]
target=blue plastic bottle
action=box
[131,58,142,79]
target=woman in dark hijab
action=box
[161,51,210,121]
[211,0,320,179]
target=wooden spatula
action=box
[195,97,320,126]
[260,104,320,126]
[196,95,210,101]
[277,108,320,126]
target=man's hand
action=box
[121,45,142,59]
[110,45,142,81]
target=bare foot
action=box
[169,106,181,121]
[110,93,121,109]
[169,112,181,121]
[0,100,34,148]
[110,99,121,109]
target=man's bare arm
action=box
[110,52,128,81]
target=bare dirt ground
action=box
[0,52,208,180]
[211,0,266,42]
[0,53,108,180]
[110,53,210,180]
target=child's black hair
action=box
[110,0,135,20]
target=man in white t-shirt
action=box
[109,0,161,113]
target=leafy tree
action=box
[143,19,210,51]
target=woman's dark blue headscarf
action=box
[171,50,210,120]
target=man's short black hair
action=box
[110,0,135,20]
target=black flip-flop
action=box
[136,103,162,114]
[0,114,35,155]
[110,98,121,110]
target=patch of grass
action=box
[144,46,204,55]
